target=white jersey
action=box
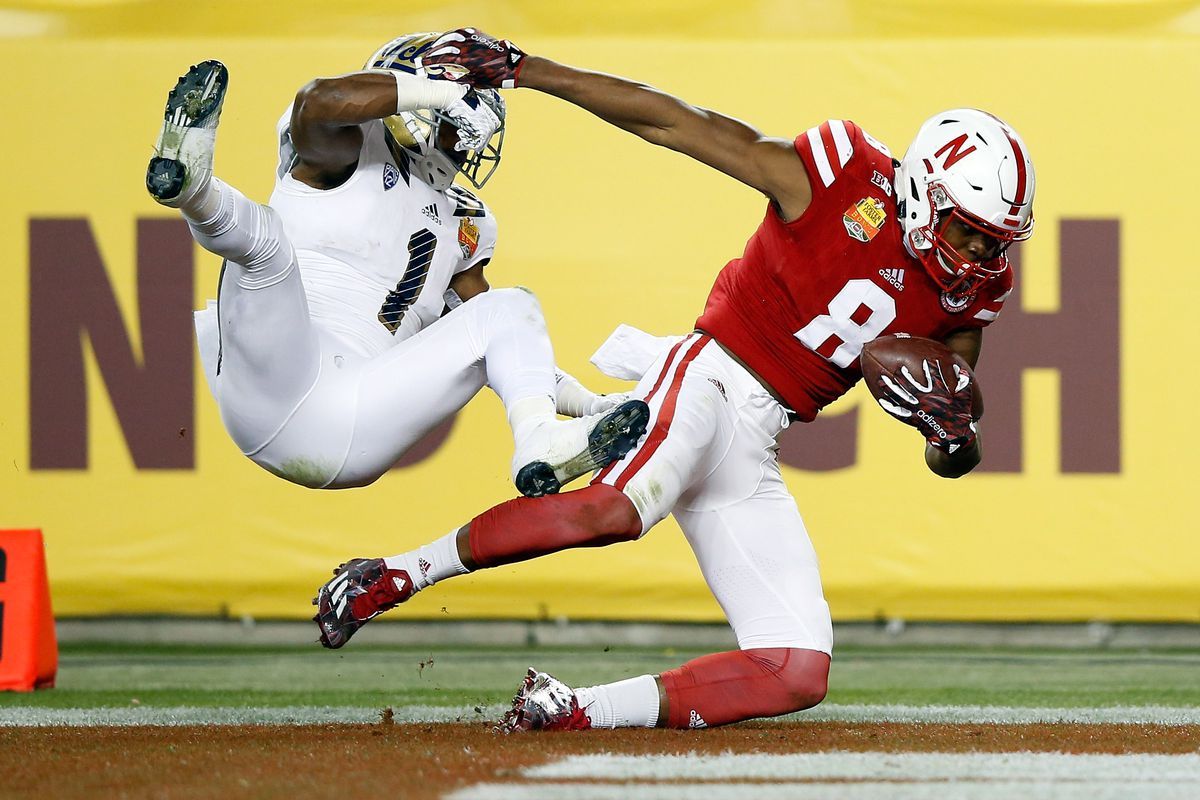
[269,109,498,357]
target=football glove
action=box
[444,89,501,152]
[875,358,977,454]
[421,27,527,89]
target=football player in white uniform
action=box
[145,35,649,503]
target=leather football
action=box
[860,334,983,420]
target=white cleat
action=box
[512,399,650,498]
[146,60,228,207]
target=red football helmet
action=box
[895,109,1035,295]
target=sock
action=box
[508,394,556,446]
[554,369,600,418]
[384,529,469,591]
[176,172,224,224]
[574,674,659,728]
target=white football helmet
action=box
[895,109,1035,295]
[365,32,505,190]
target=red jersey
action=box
[695,119,1012,422]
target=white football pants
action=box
[593,332,834,654]
[189,179,556,488]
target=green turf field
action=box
[3,642,1199,715]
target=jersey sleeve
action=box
[793,120,862,196]
[445,185,497,274]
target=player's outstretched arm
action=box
[421,29,812,220]
[521,58,811,219]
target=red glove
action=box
[875,357,977,454]
[421,27,527,89]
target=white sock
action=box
[554,369,601,418]
[384,529,468,591]
[508,395,556,445]
[574,674,660,729]
[176,171,223,223]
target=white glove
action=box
[443,91,500,152]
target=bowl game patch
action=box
[844,197,886,242]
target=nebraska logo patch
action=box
[843,197,886,243]
[940,289,976,313]
[458,217,480,258]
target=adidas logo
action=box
[688,709,708,729]
[392,575,408,593]
[421,204,442,225]
[878,267,905,291]
[418,558,432,578]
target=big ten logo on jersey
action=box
[870,170,893,197]
[780,220,1121,476]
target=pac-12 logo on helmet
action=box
[365,32,506,191]
[895,109,1035,296]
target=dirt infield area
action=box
[3,721,1198,799]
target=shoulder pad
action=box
[445,185,488,218]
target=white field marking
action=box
[798,703,1200,725]
[448,753,1200,800]
[523,752,1200,781]
[448,783,1200,800]
[3,703,1200,727]
[0,704,506,727]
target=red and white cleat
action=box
[311,558,415,649]
[495,667,592,732]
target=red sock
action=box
[468,484,641,568]
[659,648,830,728]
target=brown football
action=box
[860,334,984,420]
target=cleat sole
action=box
[514,400,650,498]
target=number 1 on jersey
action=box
[794,279,896,367]
[378,229,437,333]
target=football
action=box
[860,334,983,420]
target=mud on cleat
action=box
[514,399,650,498]
[146,60,228,206]
[311,557,415,649]
[495,668,592,733]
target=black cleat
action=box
[146,60,228,205]
[515,399,650,497]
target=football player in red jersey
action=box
[312,29,1036,731]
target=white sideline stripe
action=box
[2,703,1199,727]
[523,752,1200,781]
[447,753,1200,800]
[799,703,1200,725]
[0,704,506,727]
[449,782,1200,800]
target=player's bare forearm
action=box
[519,56,811,217]
[291,73,401,183]
[925,434,981,478]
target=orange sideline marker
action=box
[0,529,58,691]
